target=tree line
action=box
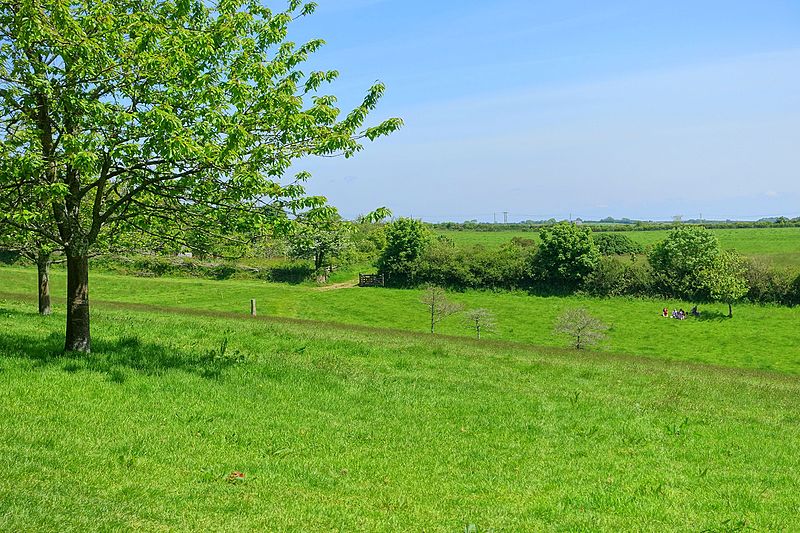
[431,218,800,233]
[376,219,800,315]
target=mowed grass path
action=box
[1,267,799,374]
[1,299,800,530]
[436,227,800,268]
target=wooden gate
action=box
[359,273,385,287]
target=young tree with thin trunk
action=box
[702,250,749,318]
[29,245,54,315]
[553,307,609,350]
[0,200,59,315]
[1,243,55,315]
[420,285,462,334]
[464,308,495,340]
[0,0,401,352]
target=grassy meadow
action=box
[2,261,800,530]
[2,294,800,530]
[435,227,800,269]
[2,266,799,373]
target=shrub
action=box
[744,259,794,305]
[464,244,531,290]
[414,240,475,288]
[0,249,22,265]
[583,257,656,297]
[509,236,536,248]
[414,242,532,290]
[264,261,316,284]
[351,223,386,260]
[90,255,316,284]
[593,233,644,256]
[791,273,800,307]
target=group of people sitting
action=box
[661,306,700,320]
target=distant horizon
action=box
[344,212,800,224]
[290,1,800,224]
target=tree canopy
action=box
[0,0,401,351]
[649,226,719,299]
[377,218,432,286]
[532,222,600,288]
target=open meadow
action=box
[2,266,799,373]
[436,227,800,269]
[2,270,800,530]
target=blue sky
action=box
[289,0,800,221]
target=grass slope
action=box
[2,267,799,374]
[1,299,800,530]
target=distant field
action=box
[2,277,800,529]
[2,267,799,374]
[435,226,800,269]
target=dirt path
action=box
[314,281,359,291]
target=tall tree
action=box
[377,218,432,286]
[649,226,719,299]
[532,222,600,289]
[0,0,401,352]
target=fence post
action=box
[250,299,256,317]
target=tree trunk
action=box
[37,254,52,316]
[728,303,733,318]
[65,254,91,352]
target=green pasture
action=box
[435,227,800,268]
[2,294,800,530]
[2,267,799,374]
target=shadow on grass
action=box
[0,313,243,381]
[0,306,37,318]
[695,310,732,322]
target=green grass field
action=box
[1,292,799,530]
[2,267,800,530]
[436,227,800,269]
[2,266,799,373]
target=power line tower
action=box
[503,211,508,224]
